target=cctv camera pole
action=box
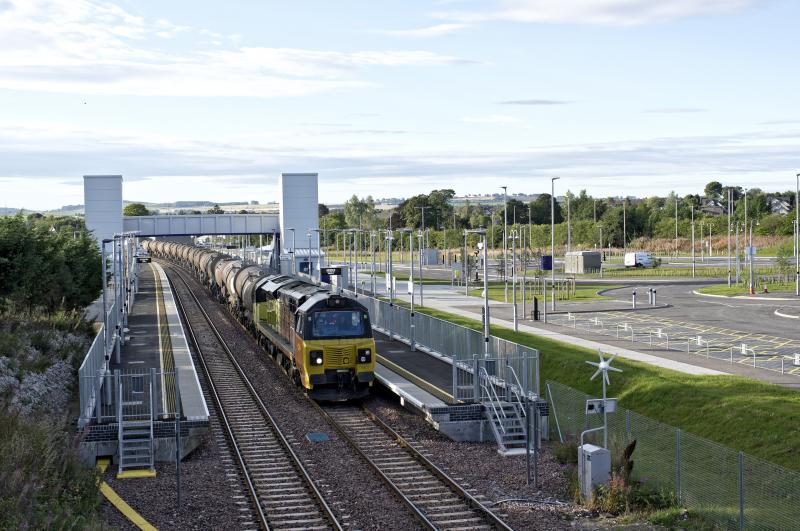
[418,231,424,307]
[691,205,696,278]
[502,186,508,303]
[409,229,415,351]
[550,177,560,312]
[482,232,490,356]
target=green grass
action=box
[466,282,621,302]
[697,282,797,296]
[401,304,800,471]
[584,265,782,279]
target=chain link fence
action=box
[546,380,800,530]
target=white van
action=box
[624,252,653,268]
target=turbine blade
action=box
[608,366,623,373]
[591,368,601,380]
[586,361,599,368]
[608,353,618,364]
[604,372,610,385]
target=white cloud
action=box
[6,119,798,209]
[377,23,470,38]
[460,114,521,124]
[0,0,468,97]
[439,0,762,26]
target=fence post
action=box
[473,356,480,402]
[452,356,457,401]
[625,409,631,440]
[738,451,745,531]
[675,429,682,502]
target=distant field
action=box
[467,282,620,302]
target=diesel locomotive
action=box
[142,240,375,401]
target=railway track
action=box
[168,266,342,531]
[317,405,513,531]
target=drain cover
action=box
[305,432,330,443]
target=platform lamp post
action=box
[466,229,490,357]
[550,177,560,312]
[749,220,755,295]
[402,228,416,350]
[501,186,508,303]
[385,229,395,303]
[287,228,296,275]
[370,231,377,295]
[417,230,425,307]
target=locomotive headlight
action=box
[310,350,324,366]
[357,348,372,364]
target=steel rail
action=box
[167,264,343,531]
[314,402,514,531]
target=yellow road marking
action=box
[96,459,158,531]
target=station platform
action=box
[81,262,209,465]
[373,332,491,444]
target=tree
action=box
[343,195,376,228]
[123,203,149,216]
[528,194,563,225]
[506,198,528,224]
[704,181,723,199]
[207,204,224,214]
[318,204,330,217]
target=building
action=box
[564,251,602,275]
[768,197,792,215]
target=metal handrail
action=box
[479,368,507,434]
[505,365,527,418]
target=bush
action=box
[0,411,101,528]
[553,440,578,465]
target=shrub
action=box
[553,440,578,465]
[0,411,101,528]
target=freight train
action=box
[142,240,375,401]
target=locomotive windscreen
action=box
[309,310,368,339]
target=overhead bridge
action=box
[123,214,280,237]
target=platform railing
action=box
[78,299,119,426]
[348,291,540,403]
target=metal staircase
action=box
[480,366,529,456]
[117,373,155,476]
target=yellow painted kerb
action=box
[96,459,158,531]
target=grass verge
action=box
[467,282,620,302]
[696,282,797,296]
[404,304,800,470]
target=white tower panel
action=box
[84,175,122,245]
[279,172,319,252]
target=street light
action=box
[466,228,490,357]
[509,229,519,331]
[550,177,560,311]
[727,188,732,287]
[501,186,508,302]
[796,173,799,296]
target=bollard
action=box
[652,289,657,306]
[632,289,637,309]
[533,296,540,321]
[647,288,653,305]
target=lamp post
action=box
[691,205,695,278]
[727,188,732,287]
[749,220,755,295]
[406,228,416,350]
[567,192,571,253]
[796,173,799,296]
[386,230,395,303]
[744,188,749,273]
[467,229,490,357]
[370,231,377,295]
[550,177,560,311]
[510,229,519,331]
[501,186,508,303]
[675,197,679,259]
[287,228,296,275]
[418,230,425,307]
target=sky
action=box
[1,0,799,210]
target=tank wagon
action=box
[140,239,375,400]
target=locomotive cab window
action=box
[308,310,370,339]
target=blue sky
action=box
[1,0,798,210]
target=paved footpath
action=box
[372,283,800,389]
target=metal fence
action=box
[78,298,119,425]
[546,380,800,531]
[349,292,540,401]
[80,369,180,424]
[550,312,800,377]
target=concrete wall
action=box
[279,172,319,253]
[84,175,122,245]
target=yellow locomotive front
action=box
[294,296,376,400]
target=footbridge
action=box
[122,213,279,237]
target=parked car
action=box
[135,249,151,263]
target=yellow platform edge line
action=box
[117,469,158,479]
[96,459,158,531]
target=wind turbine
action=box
[586,351,622,448]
